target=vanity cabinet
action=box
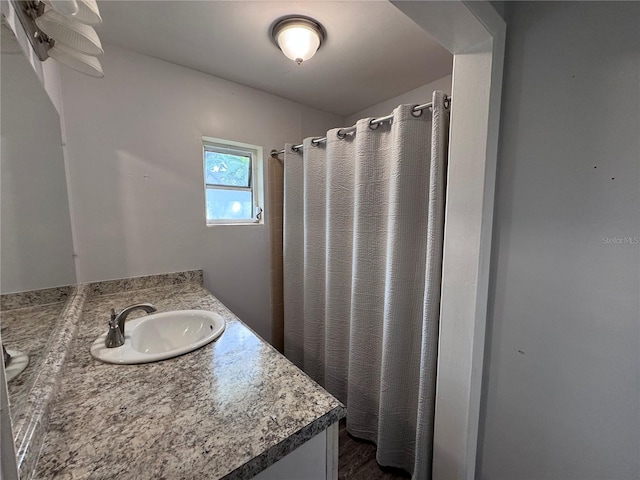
[254,424,339,480]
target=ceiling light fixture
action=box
[36,8,103,55]
[271,16,325,65]
[11,0,104,77]
[48,42,103,77]
[45,0,79,17]
[43,0,103,25]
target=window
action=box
[202,137,263,225]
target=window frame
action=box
[202,136,264,226]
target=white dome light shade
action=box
[273,17,324,65]
[277,25,320,63]
[36,9,103,55]
[45,0,78,17]
[48,43,104,77]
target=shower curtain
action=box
[283,91,449,478]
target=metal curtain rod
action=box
[271,95,450,157]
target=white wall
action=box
[59,44,343,342]
[479,2,639,479]
[1,53,76,293]
[345,75,451,126]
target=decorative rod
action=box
[271,95,451,157]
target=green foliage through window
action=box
[203,139,261,223]
[205,151,250,187]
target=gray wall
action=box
[479,2,640,479]
[1,53,76,293]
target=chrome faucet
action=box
[105,303,157,348]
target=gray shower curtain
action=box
[283,91,449,479]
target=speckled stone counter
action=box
[1,286,74,414]
[6,285,87,480]
[34,281,345,479]
[2,301,66,412]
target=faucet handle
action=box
[110,308,117,323]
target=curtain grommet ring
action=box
[369,119,380,130]
[311,138,321,147]
[291,145,300,153]
[337,129,346,139]
[411,106,424,117]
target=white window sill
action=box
[206,221,264,227]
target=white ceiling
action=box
[96,1,452,117]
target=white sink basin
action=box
[90,310,225,364]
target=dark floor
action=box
[338,421,411,480]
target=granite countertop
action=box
[1,301,66,413]
[34,282,345,479]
